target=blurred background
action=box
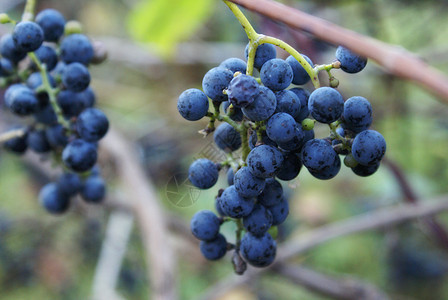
[1,0,448,299]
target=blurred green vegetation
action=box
[1,0,448,299]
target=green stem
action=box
[21,0,37,21]
[329,120,350,149]
[241,126,250,162]
[235,218,244,249]
[28,52,71,130]
[0,128,26,143]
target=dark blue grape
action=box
[286,54,313,85]
[62,62,90,92]
[33,45,58,71]
[45,124,68,147]
[199,233,227,260]
[335,46,367,74]
[220,57,246,74]
[190,210,220,241]
[257,178,283,207]
[35,9,66,42]
[249,130,277,149]
[260,58,293,91]
[76,108,109,142]
[12,21,44,52]
[213,122,241,152]
[0,34,26,63]
[57,90,84,117]
[289,87,310,122]
[342,96,372,133]
[242,86,277,122]
[177,88,209,121]
[5,84,38,116]
[277,127,305,151]
[188,158,219,189]
[58,172,82,196]
[39,183,70,214]
[245,43,276,69]
[34,103,57,125]
[219,185,255,218]
[274,90,301,119]
[247,145,284,178]
[77,87,96,109]
[352,162,380,177]
[227,74,259,108]
[266,112,297,143]
[60,34,94,65]
[227,167,234,185]
[62,139,98,173]
[222,101,243,121]
[215,196,226,216]
[0,58,14,76]
[303,128,315,145]
[301,139,341,180]
[234,166,266,198]
[276,153,302,181]
[243,204,273,236]
[27,129,51,153]
[267,197,289,225]
[202,67,233,102]
[51,61,66,77]
[3,127,28,154]
[351,130,386,166]
[308,87,344,124]
[81,176,106,203]
[240,232,276,267]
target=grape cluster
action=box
[1,9,108,214]
[179,43,385,271]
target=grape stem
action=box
[235,218,244,250]
[0,128,26,143]
[21,0,36,22]
[28,52,71,130]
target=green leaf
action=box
[127,0,214,58]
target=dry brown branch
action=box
[228,0,448,103]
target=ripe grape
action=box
[240,232,276,267]
[76,108,109,142]
[34,45,58,71]
[257,178,283,207]
[213,122,241,152]
[190,210,220,241]
[351,130,386,166]
[12,21,44,52]
[247,145,284,178]
[276,152,302,181]
[177,88,209,121]
[0,34,26,63]
[274,90,301,119]
[27,129,51,153]
[289,87,310,122]
[308,87,344,124]
[335,46,367,74]
[220,57,247,74]
[200,233,227,260]
[58,173,82,196]
[342,96,372,133]
[81,176,106,203]
[286,54,313,85]
[60,34,94,65]
[234,166,266,198]
[35,9,66,42]
[260,58,293,91]
[188,158,219,189]
[243,204,273,236]
[242,86,277,122]
[62,139,98,172]
[227,74,259,108]
[267,197,289,225]
[202,67,233,102]
[219,185,255,218]
[39,183,70,214]
[62,62,91,92]
[301,139,341,180]
[266,112,297,144]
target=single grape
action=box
[202,67,233,102]
[227,74,259,108]
[27,129,51,153]
[12,21,44,52]
[242,86,277,122]
[213,122,241,152]
[220,57,247,74]
[308,87,344,124]
[0,34,26,63]
[289,87,310,122]
[266,112,297,144]
[200,233,227,260]
[286,54,313,85]
[247,145,284,178]
[60,34,94,65]
[276,127,305,151]
[45,124,68,148]
[351,130,386,166]
[58,172,82,196]
[244,43,276,69]
[34,45,58,71]
[342,96,372,133]
[240,232,276,267]
[257,178,283,207]
[76,108,109,142]
[335,46,367,74]
[39,183,70,214]
[57,90,85,117]
[267,197,289,225]
[35,9,66,42]
[352,162,380,177]
[62,62,91,92]
[274,90,301,119]
[177,88,209,121]
[260,58,293,91]
[276,152,302,181]
[219,185,255,218]
[0,58,14,76]
[34,103,57,125]
[81,176,106,203]
[62,139,98,173]
[190,210,220,241]
[301,139,341,180]
[5,84,38,116]
[3,127,28,154]
[227,167,235,186]
[188,158,219,189]
[243,204,273,237]
[234,166,266,198]
[77,87,96,109]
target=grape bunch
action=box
[0,9,108,214]
[178,41,386,272]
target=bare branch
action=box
[227,0,448,103]
[0,128,26,143]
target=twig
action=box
[227,0,448,103]
[0,128,26,143]
[273,264,389,300]
[101,128,177,300]
[199,195,448,299]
